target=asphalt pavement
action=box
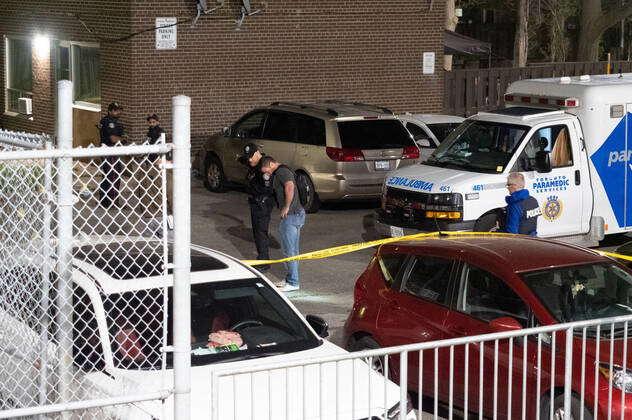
[190,177,632,351]
[190,178,383,347]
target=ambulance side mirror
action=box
[535,150,551,173]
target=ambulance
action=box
[376,73,632,246]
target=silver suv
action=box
[196,101,419,212]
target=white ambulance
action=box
[376,73,632,246]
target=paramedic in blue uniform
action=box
[499,172,540,236]
[240,143,275,273]
[99,102,125,207]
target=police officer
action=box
[146,113,165,161]
[99,102,125,207]
[498,172,540,236]
[240,143,275,272]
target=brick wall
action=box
[1,0,445,152]
[0,0,132,136]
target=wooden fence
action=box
[444,61,632,116]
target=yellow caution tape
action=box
[241,230,574,266]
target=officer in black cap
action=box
[99,102,125,207]
[240,143,275,272]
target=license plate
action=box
[375,160,390,170]
[390,226,404,237]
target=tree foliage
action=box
[459,0,632,63]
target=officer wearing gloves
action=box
[240,143,275,272]
[498,172,541,236]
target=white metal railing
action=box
[0,82,191,419]
[212,313,632,420]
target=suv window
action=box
[401,256,453,304]
[378,253,406,287]
[337,120,413,149]
[406,123,429,140]
[233,111,266,139]
[458,265,528,326]
[262,111,298,142]
[297,115,326,146]
[426,123,461,143]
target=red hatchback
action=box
[344,235,632,419]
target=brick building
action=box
[0,0,445,152]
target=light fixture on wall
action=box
[33,34,50,58]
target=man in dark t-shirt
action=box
[260,156,305,292]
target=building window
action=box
[56,41,100,107]
[5,37,33,114]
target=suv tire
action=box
[204,154,226,193]
[296,171,321,213]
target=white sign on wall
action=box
[156,17,177,50]
[422,52,436,75]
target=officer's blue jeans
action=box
[278,209,305,287]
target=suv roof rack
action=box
[270,101,338,117]
[323,100,394,115]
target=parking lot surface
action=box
[191,178,386,346]
[190,178,632,348]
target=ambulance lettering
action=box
[607,149,632,169]
[386,176,434,191]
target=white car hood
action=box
[385,163,503,194]
[90,340,410,420]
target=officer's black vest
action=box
[518,196,540,235]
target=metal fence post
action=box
[55,80,74,415]
[38,140,54,413]
[563,327,573,420]
[171,95,192,420]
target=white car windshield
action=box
[103,279,320,369]
[426,120,529,173]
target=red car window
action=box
[401,256,453,305]
[459,265,529,326]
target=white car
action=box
[0,241,414,420]
[397,113,465,161]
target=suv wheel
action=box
[204,155,226,193]
[296,172,321,213]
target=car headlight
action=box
[600,363,632,393]
[386,395,413,420]
[426,193,463,209]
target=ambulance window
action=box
[516,125,573,170]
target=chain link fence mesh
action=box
[0,132,173,419]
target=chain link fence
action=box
[0,84,191,419]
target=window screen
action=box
[5,38,33,113]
